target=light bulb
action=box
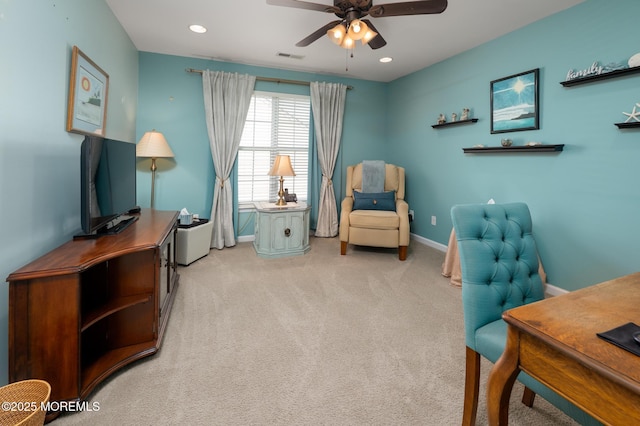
[327,23,346,46]
[341,36,354,49]
[362,28,378,45]
[347,19,367,41]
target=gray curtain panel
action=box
[310,81,347,237]
[202,70,256,249]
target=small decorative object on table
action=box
[284,188,297,203]
[501,138,513,147]
[451,112,457,122]
[179,208,193,225]
[437,113,446,124]
[460,108,470,120]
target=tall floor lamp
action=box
[136,130,174,209]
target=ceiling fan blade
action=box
[369,0,447,17]
[361,19,387,49]
[267,0,341,14]
[296,20,343,47]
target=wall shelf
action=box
[432,118,478,128]
[615,122,640,129]
[560,66,640,87]
[463,144,564,154]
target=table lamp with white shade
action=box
[268,155,296,206]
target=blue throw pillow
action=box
[353,191,396,211]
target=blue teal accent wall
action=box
[387,0,640,290]
[0,0,635,392]
[0,0,138,385]
[137,53,388,236]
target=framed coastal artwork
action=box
[490,68,539,134]
[66,46,109,136]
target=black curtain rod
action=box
[185,68,352,90]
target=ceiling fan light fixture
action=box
[347,19,367,41]
[327,23,346,46]
[272,0,448,52]
[340,35,355,49]
[361,27,378,45]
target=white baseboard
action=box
[410,233,447,252]
[409,233,568,298]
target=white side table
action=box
[253,202,311,258]
[176,219,213,265]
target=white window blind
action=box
[238,91,310,204]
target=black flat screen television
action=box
[78,135,139,238]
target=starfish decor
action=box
[623,103,640,122]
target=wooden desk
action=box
[487,272,640,425]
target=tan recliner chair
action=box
[339,163,410,260]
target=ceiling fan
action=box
[266,0,448,50]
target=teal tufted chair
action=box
[451,203,600,426]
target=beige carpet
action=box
[55,237,578,425]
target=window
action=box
[238,91,310,205]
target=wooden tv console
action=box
[7,209,179,411]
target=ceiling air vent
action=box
[276,52,305,60]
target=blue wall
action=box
[2,0,638,388]
[0,1,138,384]
[138,1,639,290]
[137,53,388,235]
[387,0,640,290]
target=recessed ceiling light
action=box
[189,24,207,34]
[379,57,393,63]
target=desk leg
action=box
[487,325,521,425]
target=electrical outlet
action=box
[431,215,437,226]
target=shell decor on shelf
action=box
[436,108,473,125]
[622,103,640,123]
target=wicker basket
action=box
[0,380,51,426]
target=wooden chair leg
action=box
[462,346,481,426]
[399,245,407,261]
[521,386,536,407]
[340,241,347,255]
